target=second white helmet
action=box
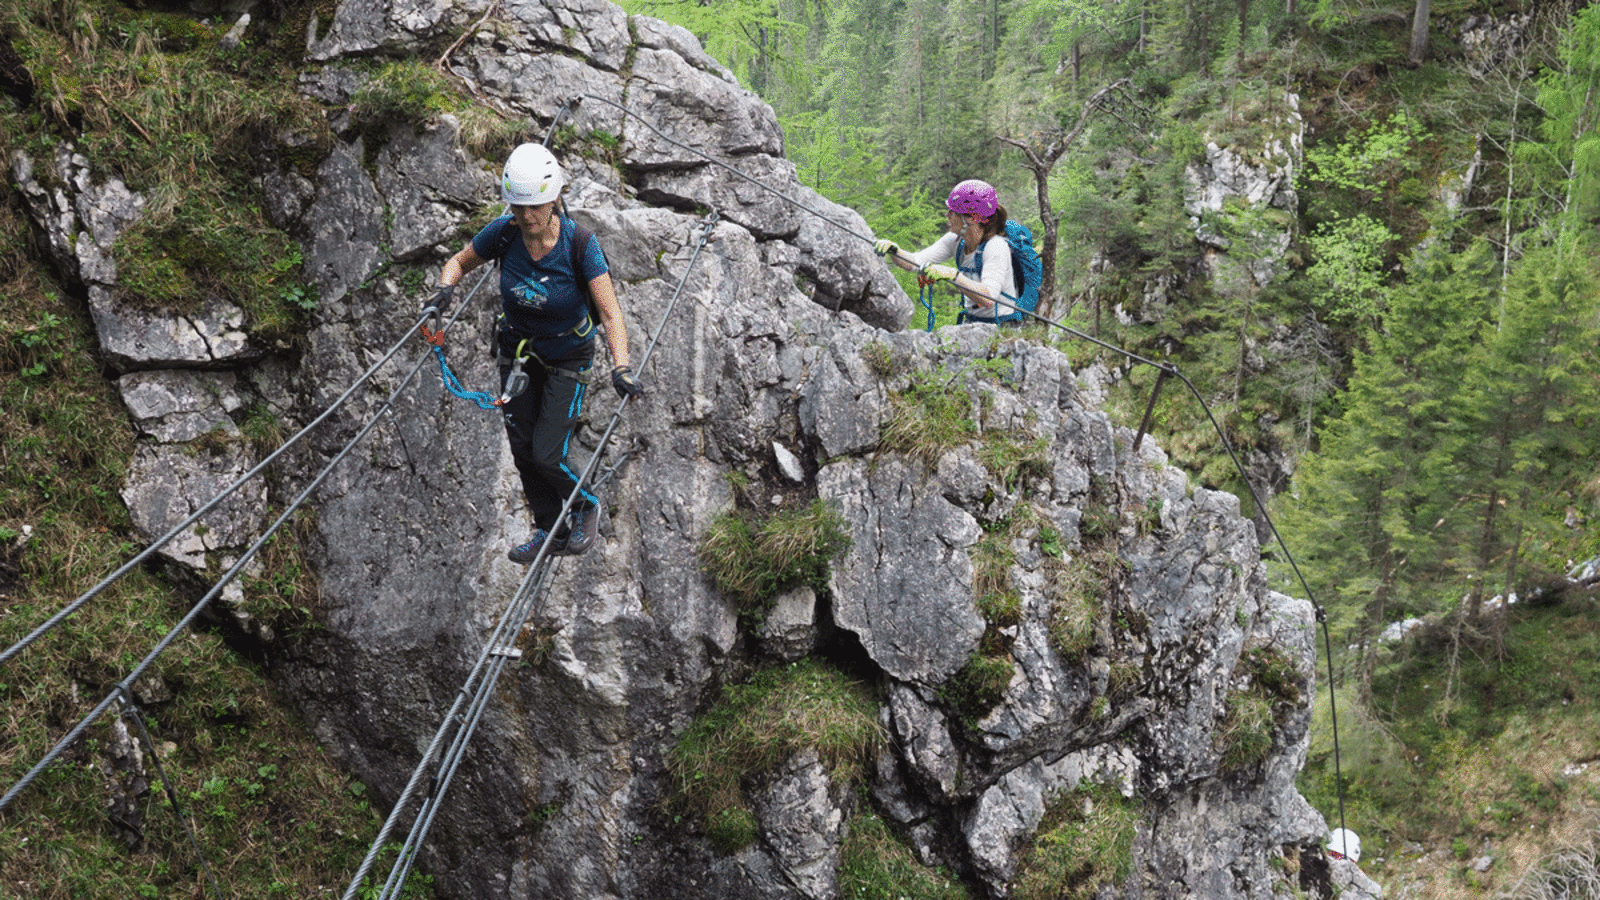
[501,143,564,205]
[1328,828,1362,863]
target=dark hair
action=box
[979,204,1008,243]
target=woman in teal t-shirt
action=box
[431,143,643,563]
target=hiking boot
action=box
[508,529,552,564]
[554,507,595,557]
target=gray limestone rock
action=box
[375,115,494,260]
[757,586,818,661]
[822,455,987,685]
[9,148,82,283]
[750,750,852,900]
[120,442,266,570]
[89,286,259,371]
[625,47,784,166]
[98,717,150,849]
[1331,858,1384,899]
[49,3,1340,898]
[302,138,385,305]
[119,370,244,443]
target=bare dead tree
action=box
[995,79,1131,320]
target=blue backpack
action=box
[957,220,1043,324]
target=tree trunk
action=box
[991,0,999,81]
[1408,0,1430,65]
[994,80,1129,320]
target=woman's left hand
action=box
[611,365,644,399]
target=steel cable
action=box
[0,307,468,812]
[342,212,720,900]
[0,283,490,669]
[586,86,1349,839]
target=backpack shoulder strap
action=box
[567,219,593,284]
[566,218,604,333]
[487,215,518,260]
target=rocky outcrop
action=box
[1178,92,1303,312]
[15,0,1346,897]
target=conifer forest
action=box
[622,0,1600,889]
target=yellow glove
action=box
[923,264,957,282]
[873,239,899,258]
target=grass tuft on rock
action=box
[667,659,883,850]
[1012,784,1141,900]
[880,366,977,462]
[699,499,852,617]
[840,810,974,899]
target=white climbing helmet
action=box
[1328,828,1362,863]
[501,143,564,206]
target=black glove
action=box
[423,283,455,317]
[611,365,643,399]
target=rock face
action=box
[17,0,1343,897]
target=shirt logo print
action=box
[514,275,550,308]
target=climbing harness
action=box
[495,340,594,405]
[3,80,1356,891]
[340,210,721,900]
[501,354,529,403]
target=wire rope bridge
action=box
[0,94,1348,898]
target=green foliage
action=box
[617,0,813,99]
[0,8,417,896]
[977,435,1051,492]
[1301,213,1398,323]
[1012,784,1141,900]
[348,61,457,128]
[6,304,73,379]
[1,598,405,900]
[972,527,1022,629]
[706,806,762,853]
[14,0,305,186]
[1079,499,1118,543]
[7,0,325,342]
[880,367,978,462]
[840,811,974,899]
[1238,645,1302,705]
[1301,593,1600,865]
[114,193,311,339]
[355,846,436,899]
[1523,4,1600,222]
[666,660,882,846]
[1217,644,1301,771]
[1218,691,1276,770]
[239,510,320,627]
[1045,554,1107,665]
[938,651,1014,728]
[861,341,898,377]
[1283,233,1600,664]
[699,499,853,617]
[1304,112,1422,197]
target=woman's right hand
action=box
[422,283,454,318]
[873,239,899,258]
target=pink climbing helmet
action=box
[946,179,998,219]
